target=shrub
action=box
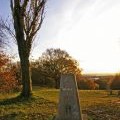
[0,52,20,93]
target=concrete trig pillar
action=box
[55,74,83,120]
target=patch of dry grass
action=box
[0,87,119,120]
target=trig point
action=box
[55,74,83,120]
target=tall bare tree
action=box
[10,0,46,98]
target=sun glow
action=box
[1,0,120,74]
[31,0,120,74]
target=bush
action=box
[0,52,20,93]
[77,79,98,90]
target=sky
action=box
[0,0,120,74]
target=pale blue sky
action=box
[1,0,120,74]
[0,0,10,19]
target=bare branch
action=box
[21,0,29,13]
[10,0,14,14]
[26,0,46,40]
[1,19,16,41]
[28,0,46,34]
[32,6,45,37]
[0,17,16,50]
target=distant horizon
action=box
[81,69,120,75]
[82,72,116,76]
[12,57,119,75]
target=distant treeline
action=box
[0,48,120,93]
[30,49,120,90]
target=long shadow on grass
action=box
[0,96,56,120]
[0,95,56,106]
[0,95,35,105]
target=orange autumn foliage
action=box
[0,52,19,93]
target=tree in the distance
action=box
[36,48,82,88]
[9,0,47,98]
[110,74,120,96]
[110,74,120,90]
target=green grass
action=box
[0,87,120,120]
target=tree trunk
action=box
[109,89,113,95]
[20,55,32,98]
[55,78,60,89]
[55,79,58,89]
[10,0,46,98]
[118,90,120,96]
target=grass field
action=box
[0,87,120,120]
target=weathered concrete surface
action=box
[55,74,83,120]
[82,114,88,120]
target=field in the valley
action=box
[0,87,120,120]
